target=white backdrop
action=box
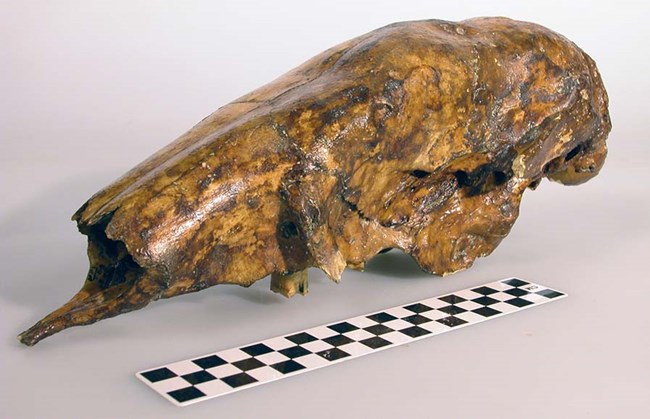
[1,1,649,418]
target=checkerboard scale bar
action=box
[137,278,566,406]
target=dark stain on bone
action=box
[321,85,370,125]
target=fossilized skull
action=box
[19,17,610,345]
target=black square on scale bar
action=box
[222,373,258,388]
[192,355,227,369]
[360,336,392,349]
[472,296,499,306]
[240,343,274,357]
[328,322,359,333]
[505,298,534,308]
[473,306,501,317]
[403,314,432,325]
[537,289,564,299]
[399,326,431,338]
[168,386,205,403]
[503,278,529,287]
[439,294,466,304]
[285,332,318,345]
[439,305,467,315]
[437,316,467,327]
[232,357,265,371]
[279,346,311,359]
[317,348,350,361]
[367,312,397,323]
[271,360,306,374]
[323,334,354,347]
[403,303,433,313]
[472,286,498,295]
[141,367,176,383]
[364,324,394,336]
[181,370,215,385]
[505,288,528,297]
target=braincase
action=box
[299,19,591,228]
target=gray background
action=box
[1,0,649,418]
